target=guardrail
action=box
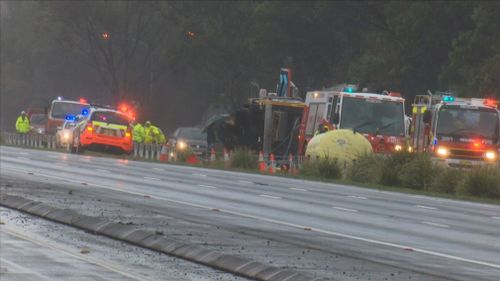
[1,132,306,174]
[133,143,166,161]
[2,132,57,149]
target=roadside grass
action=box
[230,147,258,169]
[3,143,500,205]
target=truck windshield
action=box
[340,97,405,136]
[50,101,88,119]
[436,106,499,143]
[91,111,130,126]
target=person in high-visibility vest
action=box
[132,121,145,144]
[16,111,31,134]
[144,121,166,144]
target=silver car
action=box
[56,118,80,147]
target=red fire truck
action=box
[411,92,500,167]
[297,86,409,155]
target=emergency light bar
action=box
[442,95,455,102]
[65,115,76,121]
[484,99,497,108]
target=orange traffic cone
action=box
[210,148,216,162]
[159,144,169,162]
[268,153,276,174]
[258,151,266,173]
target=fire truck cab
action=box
[298,86,409,155]
[412,92,500,168]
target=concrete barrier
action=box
[0,194,322,281]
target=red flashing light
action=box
[118,103,129,112]
[79,98,88,104]
[484,99,497,107]
[472,140,482,149]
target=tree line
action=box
[1,1,499,131]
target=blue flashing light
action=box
[343,87,354,93]
[433,138,438,145]
[81,108,89,116]
[57,96,63,101]
[442,95,455,102]
[65,115,76,121]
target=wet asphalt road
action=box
[0,223,144,281]
[1,146,500,281]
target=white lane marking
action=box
[332,206,358,213]
[16,157,29,160]
[55,163,68,166]
[143,176,161,181]
[18,152,29,155]
[259,194,281,200]
[238,180,253,184]
[421,221,449,228]
[95,169,110,173]
[152,167,164,171]
[192,173,207,177]
[48,155,59,158]
[290,187,308,192]
[2,226,152,281]
[492,217,500,220]
[415,205,437,210]
[198,184,217,189]
[348,195,367,200]
[4,167,500,271]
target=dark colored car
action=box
[170,127,208,157]
[30,113,47,134]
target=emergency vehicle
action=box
[68,105,133,154]
[411,92,500,167]
[298,86,409,155]
[46,97,90,134]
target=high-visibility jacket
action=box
[132,123,145,143]
[156,128,166,144]
[144,125,159,144]
[145,125,167,144]
[16,115,30,133]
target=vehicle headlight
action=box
[63,132,69,139]
[394,145,403,152]
[178,141,187,150]
[484,151,497,161]
[407,146,414,153]
[436,146,449,157]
